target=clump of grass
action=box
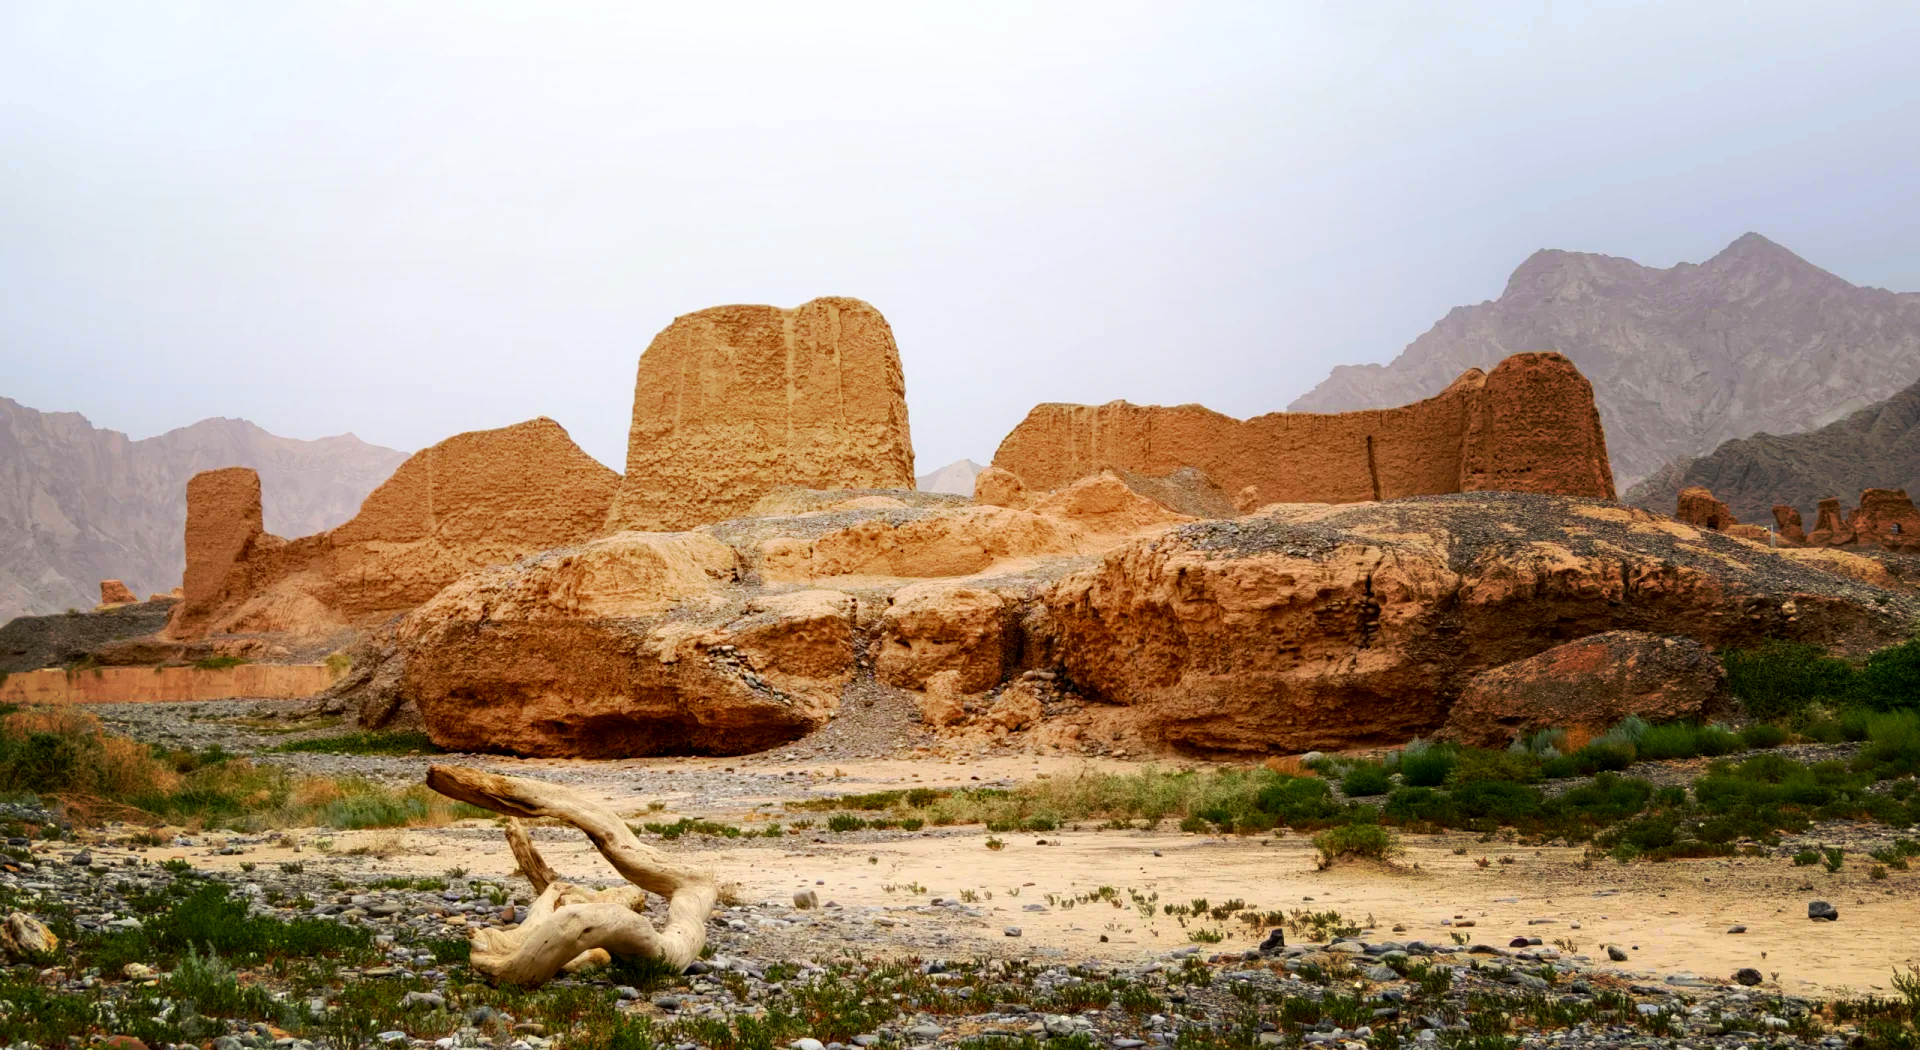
[1339,762,1392,797]
[268,731,442,756]
[1312,821,1399,869]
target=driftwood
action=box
[425,764,716,986]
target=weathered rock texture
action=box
[1294,233,1920,492]
[604,298,915,533]
[1674,487,1738,531]
[1442,632,1732,748]
[0,395,408,624]
[167,418,619,640]
[97,580,136,606]
[0,663,339,705]
[1040,492,1916,753]
[0,598,180,674]
[993,353,1615,507]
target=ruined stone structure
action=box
[603,298,916,533]
[97,580,137,606]
[1675,486,1738,531]
[167,418,619,640]
[1678,485,1920,552]
[990,352,1616,507]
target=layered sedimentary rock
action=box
[1442,632,1732,748]
[992,353,1614,507]
[167,418,619,640]
[604,298,916,532]
[1040,493,1915,753]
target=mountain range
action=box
[1291,233,1920,491]
[1624,374,1920,525]
[0,397,409,623]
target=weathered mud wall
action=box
[991,352,1616,506]
[0,663,338,704]
[167,418,619,640]
[604,298,916,532]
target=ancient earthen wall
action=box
[1681,486,1920,552]
[990,352,1615,506]
[604,298,916,532]
[0,663,338,704]
[167,418,620,640]
[1676,486,1739,531]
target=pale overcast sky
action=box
[4,2,1918,472]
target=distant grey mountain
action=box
[0,396,409,623]
[916,458,985,497]
[1290,234,1920,492]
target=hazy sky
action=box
[5,2,1919,473]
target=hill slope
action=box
[0,397,410,623]
[1290,233,1920,491]
[1623,377,1920,524]
[916,458,984,497]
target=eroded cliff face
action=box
[603,298,916,533]
[991,353,1614,508]
[167,417,619,640]
[1039,493,1914,753]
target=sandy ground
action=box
[112,750,1920,1001]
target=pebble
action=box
[1607,945,1629,961]
[1004,926,1022,937]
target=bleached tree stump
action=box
[426,764,717,986]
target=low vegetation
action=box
[268,730,443,756]
[0,703,486,830]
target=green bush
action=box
[1449,748,1542,785]
[1857,711,1920,778]
[1383,786,1458,826]
[1859,637,1920,711]
[1740,723,1787,749]
[1722,640,1859,721]
[1398,744,1457,787]
[1449,780,1545,824]
[1340,762,1392,797]
[1312,821,1399,868]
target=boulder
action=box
[396,531,853,757]
[985,680,1045,731]
[1443,632,1733,748]
[973,467,1030,509]
[1041,492,1917,753]
[603,298,916,532]
[877,582,1010,693]
[991,352,1615,505]
[98,580,137,605]
[918,669,970,727]
[0,912,57,958]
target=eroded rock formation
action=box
[1674,487,1738,531]
[603,298,916,532]
[991,353,1615,507]
[168,418,619,640]
[1039,493,1913,753]
[1680,485,1920,553]
[97,580,137,606]
[1442,632,1732,748]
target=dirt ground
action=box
[117,747,1920,1001]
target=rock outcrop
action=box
[1677,484,1920,553]
[604,298,916,533]
[1293,233,1920,492]
[97,580,136,606]
[0,395,408,624]
[167,418,619,640]
[1039,493,1916,754]
[992,353,1615,507]
[1442,632,1732,748]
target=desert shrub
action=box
[1856,710,1920,778]
[1383,786,1458,826]
[1740,723,1787,749]
[1340,762,1392,797]
[1312,821,1399,868]
[1509,727,1567,758]
[1398,743,1457,787]
[1859,637,1920,711]
[1449,748,1542,785]
[1722,639,1859,721]
[1555,773,1656,825]
[1841,707,1875,741]
[1449,779,1544,825]
[1634,722,1703,761]
[0,706,178,800]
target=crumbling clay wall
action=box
[167,417,620,640]
[603,298,916,532]
[0,663,338,704]
[990,352,1615,506]
[1685,486,1920,552]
